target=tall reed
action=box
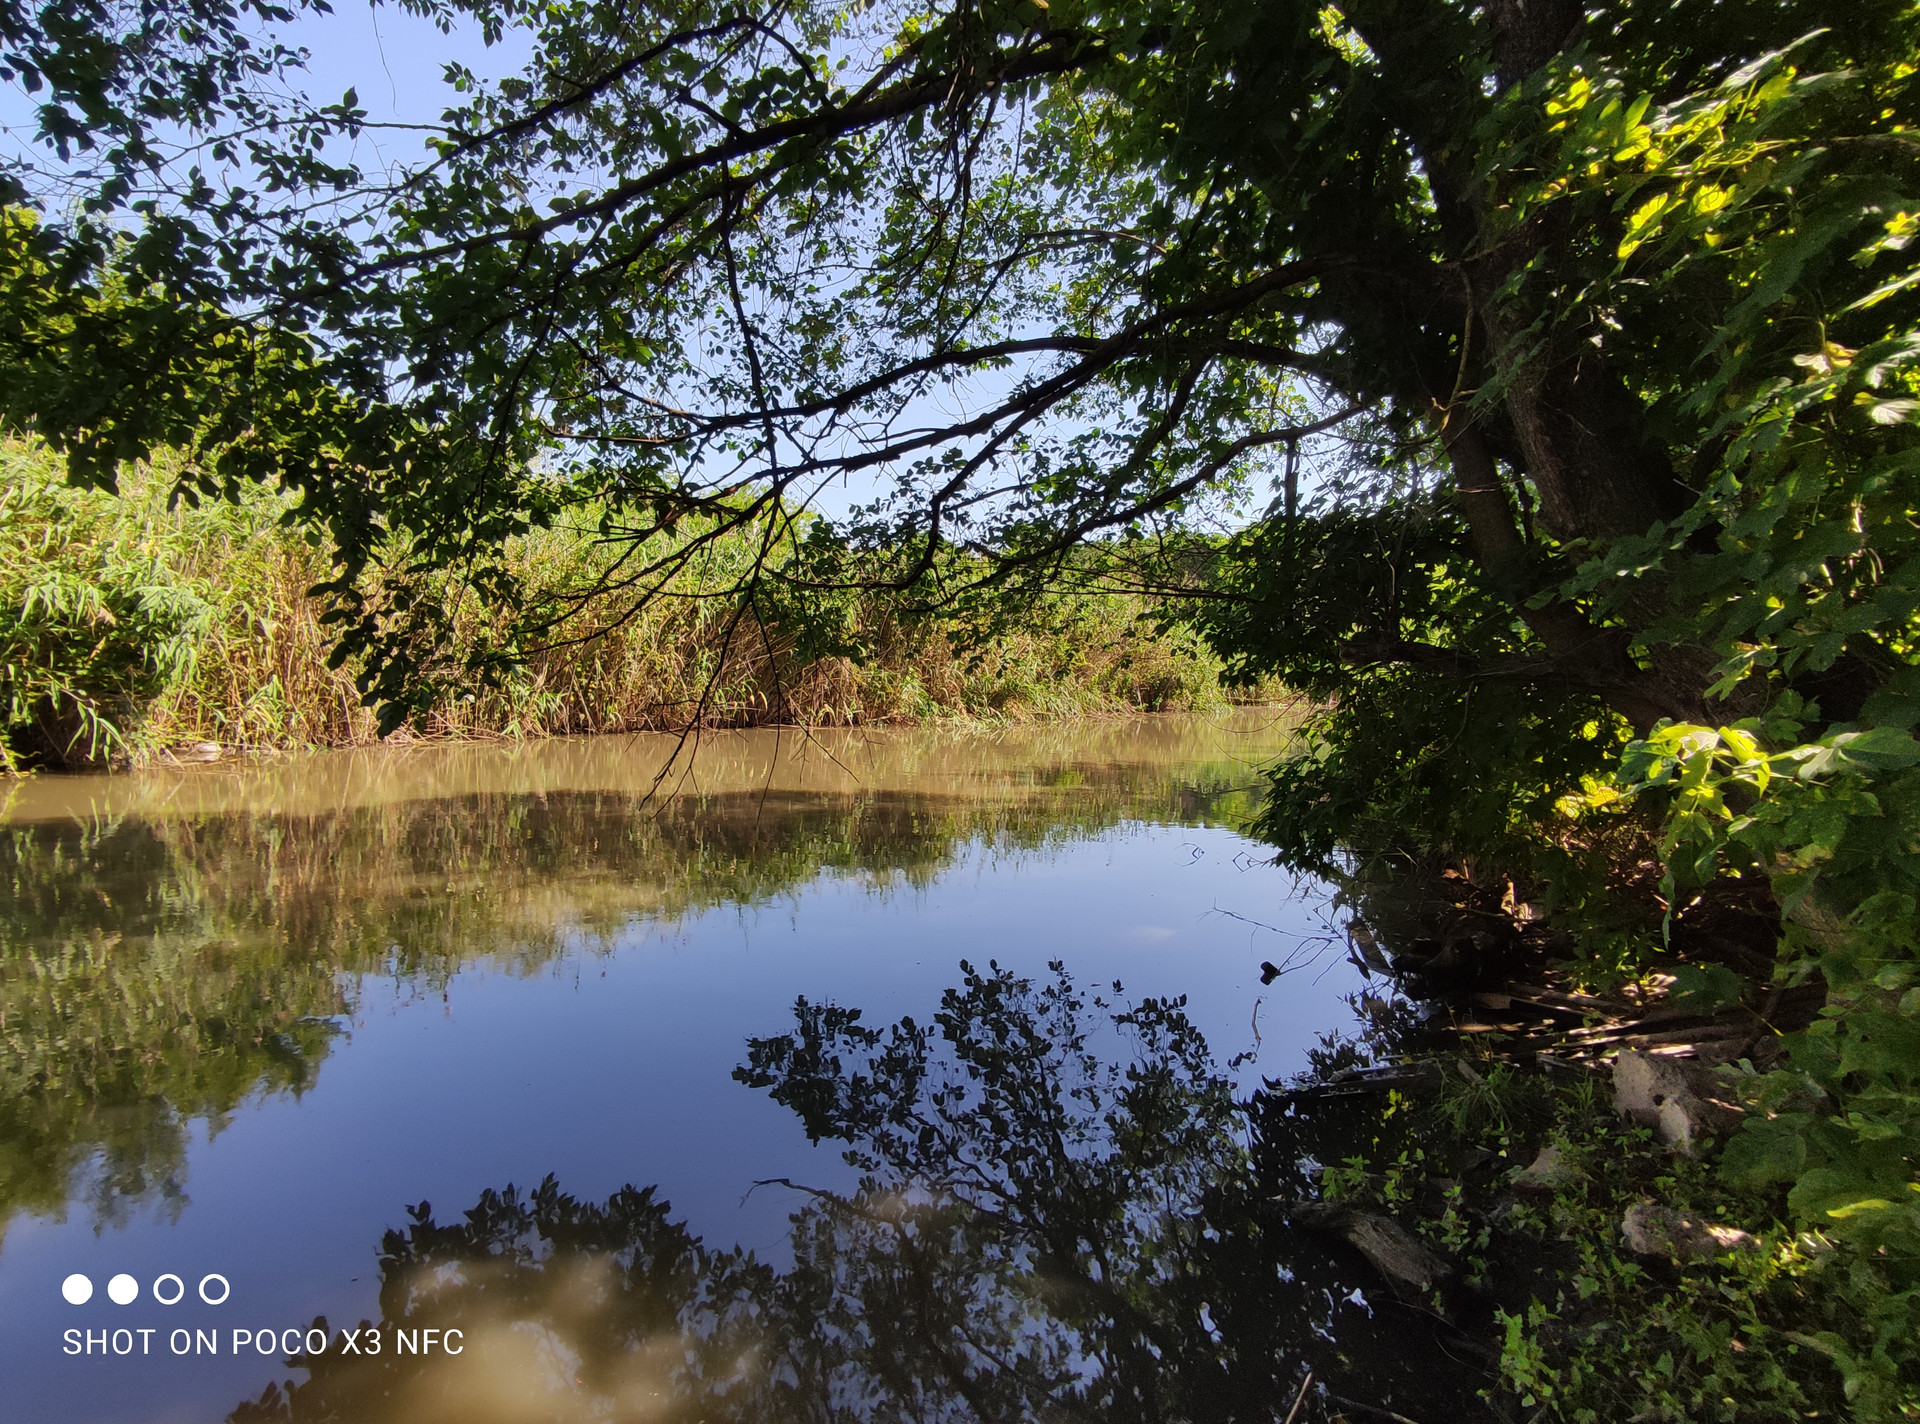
[2,440,1246,767]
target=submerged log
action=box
[1284,1200,1454,1296]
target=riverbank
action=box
[1256,852,1917,1423]
[3,439,1264,770]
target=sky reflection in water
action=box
[0,715,1366,1423]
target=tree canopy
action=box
[5,0,1918,888]
[4,0,1907,732]
[9,0,1919,997]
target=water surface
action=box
[0,714,1368,1423]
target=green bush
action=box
[0,443,217,767]
[0,439,1241,767]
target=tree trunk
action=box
[1340,0,1740,732]
[1482,0,1584,88]
[1441,415,1691,732]
[1477,303,1693,544]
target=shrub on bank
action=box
[1270,1046,1918,1422]
[0,439,1237,769]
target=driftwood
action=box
[1282,1200,1453,1297]
[1341,864,1825,1072]
[1324,1394,1430,1424]
[1268,1061,1444,1103]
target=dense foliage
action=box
[0,440,1228,767]
[1307,1048,1920,1422]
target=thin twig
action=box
[1326,1392,1427,1424]
[1283,1370,1315,1424]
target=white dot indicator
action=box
[61,1274,93,1305]
[107,1274,139,1305]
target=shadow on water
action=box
[0,717,1288,1233]
[227,963,1491,1424]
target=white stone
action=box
[1621,1202,1759,1261]
[1512,1145,1581,1191]
[1612,1049,1744,1153]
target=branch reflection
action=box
[232,964,1486,1424]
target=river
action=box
[0,713,1381,1423]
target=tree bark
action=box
[1301,0,1741,731]
[1477,303,1694,544]
[1440,411,1699,732]
[1482,0,1584,88]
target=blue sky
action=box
[284,1,533,137]
[0,1,530,179]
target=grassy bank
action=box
[1263,1023,1912,1423]
[1,439,1248,770]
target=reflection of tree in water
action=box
[231,965,1487,1424]
[0,818,343,1226]
[0,751,1264,1231]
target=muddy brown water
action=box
[0,713,1372,1423]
